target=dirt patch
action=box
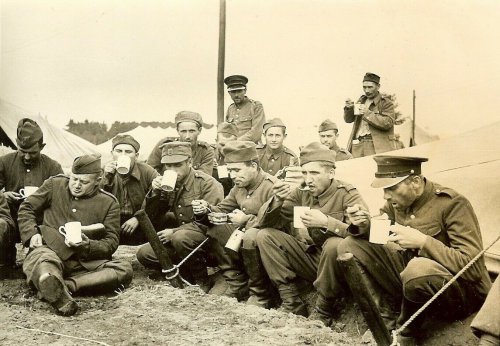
[0,246,479,345]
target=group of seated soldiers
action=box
[0,73,497,346]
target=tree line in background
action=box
[66,120,179,145]
[66,94,403,145]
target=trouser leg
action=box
[471,278,500,343]
[241,228,278,308]
[119,216,148,245]
[0,219,17,268]
[256,228,319,316]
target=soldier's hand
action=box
[345,99,354,108]
[158,229,174,244]
[358,104,366,115]
[301,209,328,229]
[388,223,427,250]
[104,161,118,174]
[273,181,291,201]
[191,200,209,215]
[68,233,90,248]
[346,204,370,229]
[29,234,43,249]
[4,191,24,203]
[121,217,139,234]
[228,209,250,226]
[152,176,163,190]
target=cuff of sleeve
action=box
[418,235,434,257]
[326,217,348,238]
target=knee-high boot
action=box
[65,268,119,295]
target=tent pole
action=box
[217,0,226,126]
[411,89,416,147]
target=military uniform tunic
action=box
[147,137,215,175]
[256,145,298,176]
[328,143,353,162]
[226,97,266,143]
[0,192,15,266]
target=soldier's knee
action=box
[108,260,133,286]
[171,229,190,247]
[242,228,259,249]
[255,228,274,247]
[401,257,444,302]
[322,236,343,259]
[136,243,154,266]
[337,236,359,257]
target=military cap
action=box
[160,142,192,164]
[175,111,203,127]
[112,134,140,152]
[299,142,336,167]
[318,119,338,133]
[363,72,380,84]
[72,154,102,174]
[224,75,248,91]
[16,118,44,149]
[217,122,238,137]
[371,155,428,188]
[223,140,258,163]
[263,118,286,133]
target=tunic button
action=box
[72,209,77,213]
[436,189,441,193]
[269,169,272,172]
[178,205,182,208]
[410,215,415,219]
[335,229,339,233]
[179,214,183,217]
[271,159,275,162]
[246,195,250,199]
[27,169,30,173]
[242,208,246,211]
[181,222,185,225]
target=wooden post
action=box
[338,253,391,346]
[217,0,226,125]
[410,90,416,147]
[136,210,184,288]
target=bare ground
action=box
[0,246,479,346]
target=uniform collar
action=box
[330,142,341,153]
[179,168,195,192]
[264,145,284,159]
[246,169,265,195]
[236,97,250,108]
[316,179,339,207]
[408,178,433,213]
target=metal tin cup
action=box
[208,212,229,225]
[225,228,245,252]
[58,221,83,245]
[161,170,178,192]
[293,206,310,228]
[20,186,38,198]
[217,165,229,178]
[369,218,391,244]
[116,155,131,175]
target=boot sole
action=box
[39,274,78,316]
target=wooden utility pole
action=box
[217,0,226,125]
[410,89,416,147]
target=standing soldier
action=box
[256,118,298,176]
[224,75,266,144]
[148,111,214,175]
[344,73,396,158]
[256,142,367,322]
[100,134,159,245]
[136,142,224,291]
[318,119,353,161]
[212,122,238,196]
[18,154,133,316]
[193,141,277,307]
[0,118,63,271]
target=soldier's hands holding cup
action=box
[273,180,291,201]
[104,161,118,174]
[345,98,354,108]
[191,200,209,215]
[387,223,427,250]
[152,176,163,191]
[346,204,370,232]
[228,209,250,226]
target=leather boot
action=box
[65,268,119,295]
[278,283,308,317]
[184,256,212,293]
[222,270,249,302]
[38,272,78,316]
[308,294,343,327]
[241,248,277,309]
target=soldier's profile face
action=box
[362,81,380,99]
[383,178,419,211]
[228,89,246,104]
[18,145,42,166]
[265,127,286,150]
[163,160,190,183]
[227,161,258,188]
[69,173,101,197]
[318,130,338,149]
[112,144,138,164]
[301,161,335,197]
[177,122,201,144]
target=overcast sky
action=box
[1,0,499,146]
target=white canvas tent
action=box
[335,122,500,273]
[0,99,103,169]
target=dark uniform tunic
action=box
[100,161,159,245]
[18,175,132,290]
[226,97,266,143]
[0,152,63,264]
[257,179,366,301]
[0,192,15,267]
[339,179,492,334]
[147,137,214,175]
[256,145,298,176]
[212,146,233,196]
